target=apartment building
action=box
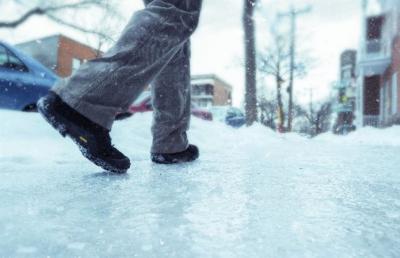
[357,0,400,127]
[191,74,233,108]
[16,34,101,78]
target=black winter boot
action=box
[151,145,199,164]
[37,92,130,173]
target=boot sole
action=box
[151,153,199,164]
[151,157,198,165]
[37,98,128,174]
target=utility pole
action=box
[279,5,311,132]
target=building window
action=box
[392,73,398,115]
[196,99,212,108]
[72,58,82,73]
[367,16,384,40]
[205,84,214,95]
[366,15,384,53]
[192,84,214,96]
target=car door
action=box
[0,44,39,110]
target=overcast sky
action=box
[0,0,362,106]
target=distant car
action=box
[225,107,246,128]
[117,91,213,121]
[210,106,246,128]
[0,41,58,111]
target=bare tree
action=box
[258,97,277,130]
[243,0,258,126]
[84,5,125,55]
[258,26,308,132]
[0,0,122,43]
[258,31,288,132]
[295,100,332,137]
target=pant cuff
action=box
[151,141,189,154]
[51,87,117,130]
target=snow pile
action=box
[0,109,286,167]
[1,110,82,166]
[1,108,399,172]
[315,126,400,146]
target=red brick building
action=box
[191,74,233,108]
[357,0,400,127]
[16,34,102,78]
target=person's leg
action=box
[142,0,193,154]
[142,0,197,159]
[39,0,202,172]
[151,41,192,154]
[52,0,202,130]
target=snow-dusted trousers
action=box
[52,0,202,154]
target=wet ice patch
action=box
[67,242,86,250]
[16,246,37,254]
[1,110,400,257]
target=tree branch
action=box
[0,1,117,29]
[0,7,45,28]
[46,13,115,43]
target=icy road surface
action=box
[1,110,400,257]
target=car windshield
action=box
[227,108,243,116]
[0,45,7,65]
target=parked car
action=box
[116,91,213,121]
[225,107,246,128]
[210,106,246,128]
[0,41,58,111]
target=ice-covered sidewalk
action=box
[1,110,400,257]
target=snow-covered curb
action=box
[314,126,400,146]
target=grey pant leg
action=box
[151,42,191,154]
[143,0,192,153]
[52,0,202,131]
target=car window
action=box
[0,45,28,72]
[0,46,7,65]
[227,108,243,116]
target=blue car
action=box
[0,41,58,111]
[225,107,246,128]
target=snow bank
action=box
[2,109,398,164]
[0,109,286,163]
[315,126,400,146]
